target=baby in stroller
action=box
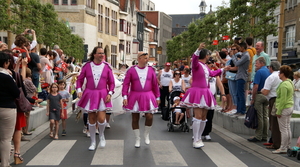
[172,96,184,125]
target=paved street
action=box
[13,112,299,167]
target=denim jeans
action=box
[31,72,40,88]
[228,80,237,106]
[236,79,246,114]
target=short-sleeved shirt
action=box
[251,51,270,81]
[48,94,62,111]
[253,66,270,91]
[262,71,281,100]
[59,90,70,109]
[28,52,40,73]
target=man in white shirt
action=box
[261,61,282,149]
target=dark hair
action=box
[0,52,10,68]
[89,46,103,62]
[1,50,14,70]
[245,37,253,46]
[219,51,227,59]
[279,65,292,78]
[14,36,28,47]
[40,48,47,55]
[66,56,74,64]
[49,83,59,93]
[173,70,181,78]
[57,79,66,88]
[184,68,190,73]
[199,49,208,59]
[238,41,247,50]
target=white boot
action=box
[133,129,140,148]
[144,126,152,145]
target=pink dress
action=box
[181,50,222,109]
[122,65,160,113]
[76,61,115,112]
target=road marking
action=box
[150,140,188,166]
[202,142,247,167]
[91,140,124,165]
[27,140,76,166]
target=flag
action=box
[212,40,219,45]
[43,64,51,72]
[222,35,230,40]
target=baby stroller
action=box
[167,91,189,132]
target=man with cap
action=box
[157,62,173,112]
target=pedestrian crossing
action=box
[24,139,248,166]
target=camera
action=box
[21,52,26,59]
[27,29,32,33]
[16,50,20,53]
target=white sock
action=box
[98,120,107,137]
[192,118,201,143]
[198,119,207,140]
[89,123,96,144]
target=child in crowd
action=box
[57,80,70,136]
[38,83,50,102]
[47,83,63,140]
[172,96,184,124]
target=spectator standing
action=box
[39,48,53,84]
[272,65,294,154]
[292,71,300,111]
[11,29,37,51]
[28,45,41,88]
[0,42,8,51]
[227,42,250,116]
[251,41,270,81]
[248,57,270,142]
[261,61,282,149]
[157,62,173,111]
[0,52,20,167]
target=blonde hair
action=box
[294,71,300,78]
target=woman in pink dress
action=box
[76,46,115,151]
[181,43,223,149]
[122,52,160,148]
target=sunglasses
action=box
[175,73,181,75]
[231,49,237,50]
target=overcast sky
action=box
[150,0,230,14]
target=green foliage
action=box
[166,0,280,61]
[2,0,84,59]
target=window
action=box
[126,41,131,54]
[70,26,75,32]
[62,0,68,5]
[111,10,117,36]
[98,4,103,32]
[105,7,110,34]
[286,25,295,48]
[71,0,77,5]
[86,0,95,9]
[3,37,7,44]
[119,19,127,33]
[98,42,102,48]
[127,22,131,35]
[53,0,58,5]
[111,45,117,68]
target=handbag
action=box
[225,71,236,80]
[14,72,32,112]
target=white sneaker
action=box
[227,109,237,115]
[204,135,211,140]
[98,135,106,148]
[193,141,202,149]
[106,123,111,129]
[198,140,204,147]
[83,126,87,134]
[89,143,96,151]
[86,131,90,137]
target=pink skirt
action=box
[123,91,158,113]
[181,87,216,110]
[77,88,112,113]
